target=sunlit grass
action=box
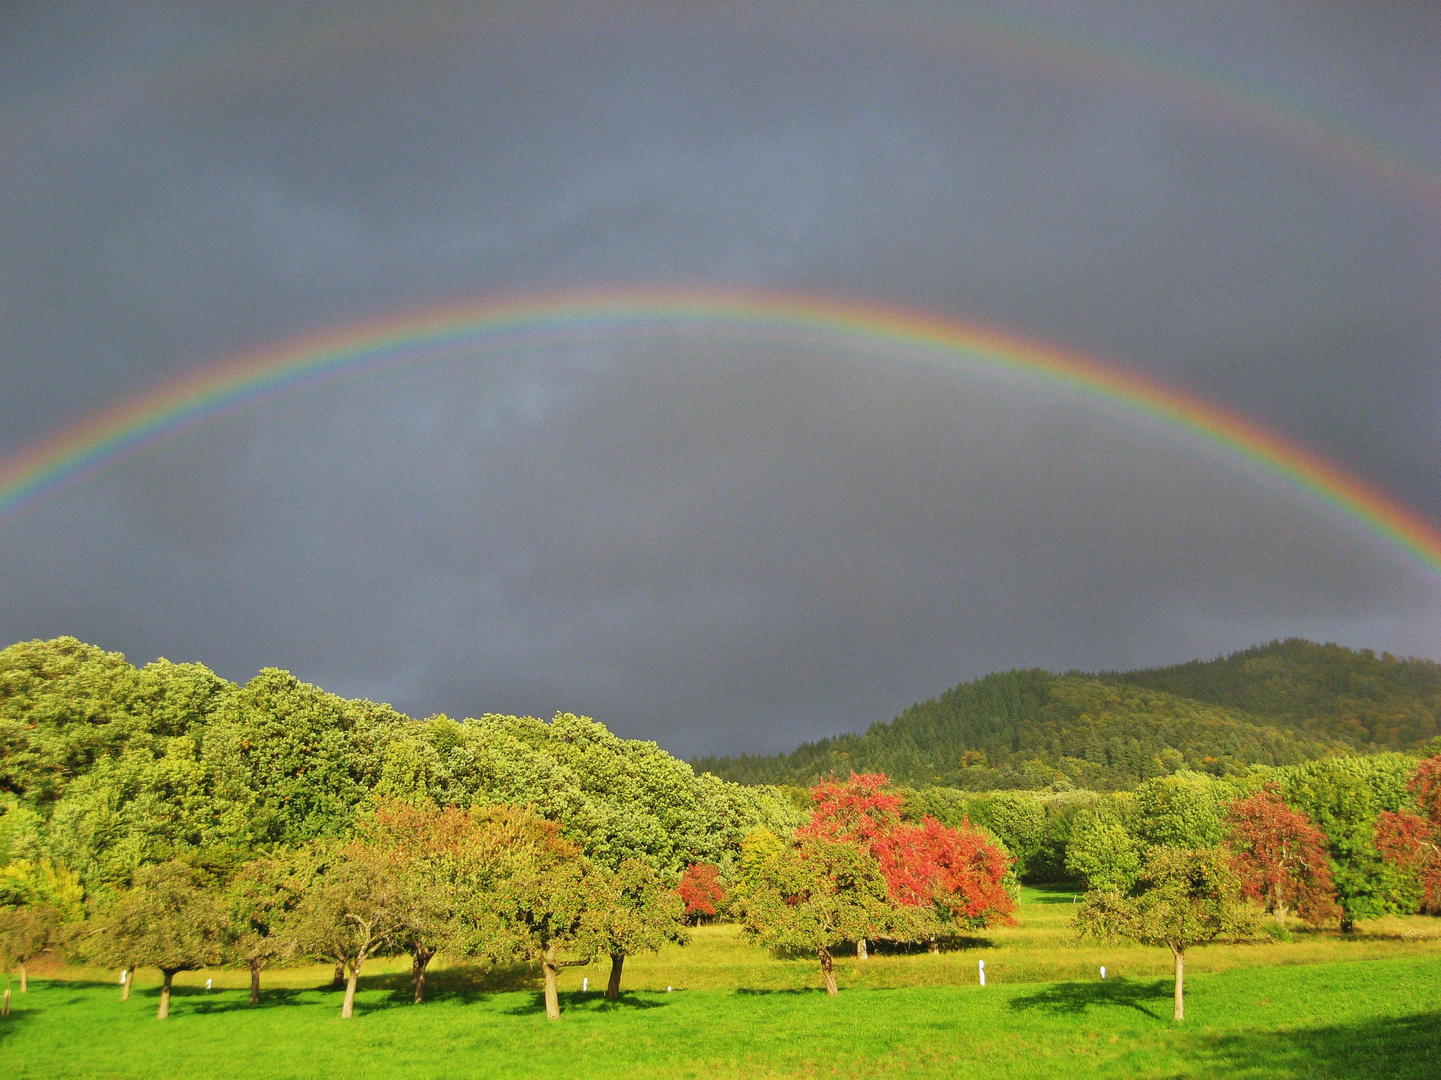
[12,889,1440,1079]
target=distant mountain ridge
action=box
[693,640,1441,790]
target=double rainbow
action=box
[3,289,1440,579]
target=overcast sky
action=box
[2,1,1439,756]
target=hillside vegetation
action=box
[694,640,1441,789]
[0,636,800,892]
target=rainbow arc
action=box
[2,289,1439,580]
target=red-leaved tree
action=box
[676,863,727,922]
[1375,754,1441,913]
[800,773,1014,936]
[1225,785,1340,928]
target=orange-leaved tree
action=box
[676,863,726,923]
[1375,754,1441,913]
[1225,785,1340,928]
[800,772,1014,951]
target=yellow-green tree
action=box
[590,858,686,999]
[101,861,230,1018]
[1076,846,1253,1020]
[740,837,899,996]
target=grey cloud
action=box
[1,1,1438,756]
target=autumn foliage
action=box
[799,772,1014,929]
[1375,754,1441,913]
[676,863,727,920]
[1225,785,1340,927]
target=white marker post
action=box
[978,960,986,986]
[206,978,213,990]
[582,977,588,992]
[1100,966,1106,980]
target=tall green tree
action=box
[1280,755,1416,928]
[1076,847,1253,1021]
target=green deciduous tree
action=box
[101,861,230,1018]
[592,858,687,999]
[1280,755,1416,928]
[0,857,83,992]
[1076,846,1253,1021]
[482,817,605,1020]
[1065,798,1142,891]
[287,840,407,1018]
[741,837,898,996]
[225,853,308,1003]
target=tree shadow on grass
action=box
[359,962,542,1008]
[1187,1010,1441,1080]
[0,997,38,1045]
[498,991,670,1017]
[1007,977,1170,1021]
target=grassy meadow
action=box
[5,887,1440,1079]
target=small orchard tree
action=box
[362,801,500,1004]
[0,858,83,992]
[1076,846,1252,1021]
[676,863,726,924]
[1226,786,1340,928]
[486,831,606,1021]
[593,858,686,999]
[0,905,65,994]
[741,837,898,996]
[798,773,1013,953]
[226,853,308,1004]
[1375,754,1441,913]
[104,861,230,1019]
[287,841,407,1018]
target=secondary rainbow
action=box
[3,289,1440,579]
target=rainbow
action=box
[3,288,1441,579]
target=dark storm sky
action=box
[2,1,1440,756]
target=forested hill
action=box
[693,640,1441,790]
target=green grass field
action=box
[6,888,1440,1079]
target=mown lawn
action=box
[7,888,1439,1079]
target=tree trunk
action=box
[1340,911,1354,933]
[2,987,9,1015]
[411,949,434,1004]
[927,938,939,954]
[334,960,346,986]
[121,966,133,1002]
[1172,948,1185,1022]
[18,962,26,994]
[1275,904,1288,929]
[158,970,175,1020]
[341,965,360,1019]
[856,938,868,960]
[542,949,561,1020]
[819,946,838,996]
[249,959,262,1004]
[605,952,625,1000]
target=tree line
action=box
[0,776,1018,1019]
